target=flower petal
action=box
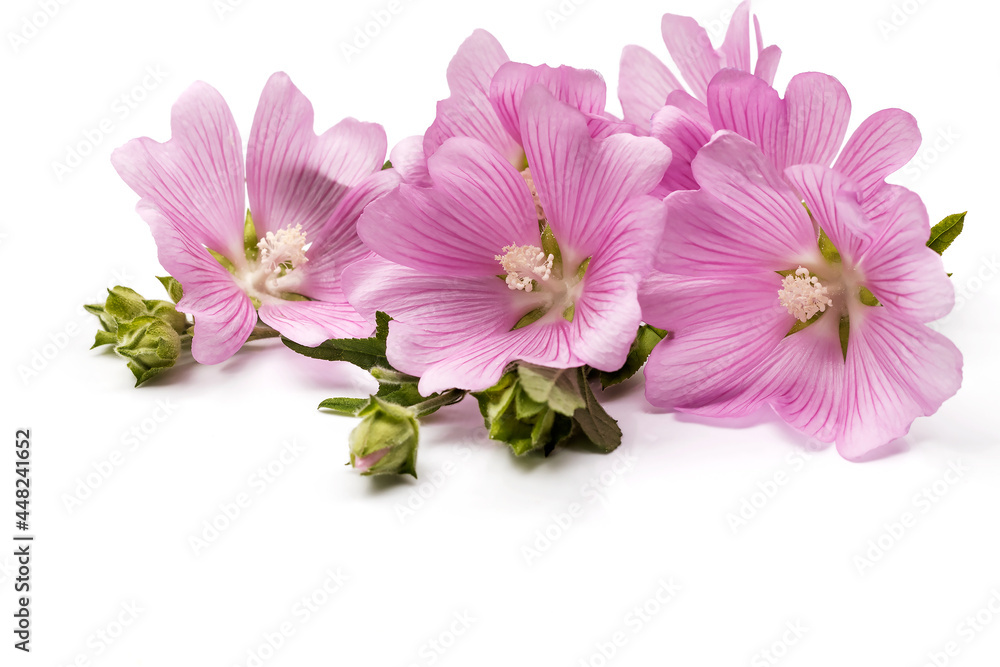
[650,103,713,193]
[520,86,671,266]
[853,185,954,322]
[423,30,521,166]
[640,271,793,409]
[618,44,683,130]
[718,1,751,72]
[247,72,386,239]
[137,203,255,365]
[490,62,608,147]
[838,306,962,459]
[676,132,820,272]
[661,12,721,101]
[389,135,432,187]
[357,138,537,277]
[782,72,851,168]
[111,81,246,262]
[834,108,920,203]
[258,299,371,347]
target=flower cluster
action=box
[92,2,964,476]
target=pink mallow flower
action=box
[639,132,962,459]
[344,86,671,395]
[651,68,920,195]
[112,73,397,364]
[390,29,631,187]
[618,0,781,132]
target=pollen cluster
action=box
[778,267,833,322]
[495,243,554,292]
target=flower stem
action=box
[411,389,467,417]
[245,324,281,342]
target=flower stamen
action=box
[496,243,554,293]
[257,224,309,274]
[778,267,833,322]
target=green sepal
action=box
[517,364,586,416]
[114,316,182,387]
[597,324,668,388]
[156,276,184,304]
[838,314,850,361]
[512,307,547,330]
[104,286,150,322]
[927,212,965,255]
[318,396,372,417]
[562,303,575,322]
[858,286,881,307]
[349,398,419,478]
[785,311,822,337]
[473,363,622,457]
[85,303,118,335]
[92,330,117,348]
[818,228,841,264]
[539,223,563,279]
[575,256,592,281]
[573,367,622,453]
[382,159,393,170]
[207,247,237,274]
[243,209,259,263]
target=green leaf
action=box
[517,364,586,416]
[598,325,669,388]
[318,397,372,416]
[572,368,622,453]
[927,212,966,255]
[156,276,184,304]
[281,311,392,371]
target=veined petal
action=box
[423,30,520,166]
[389,135,432,187]
[650,103,713,193]
[680,132,821,271]
[838,307,962,459]
[693,311,844,443]
[520,86,671,265]
[852,186,954,322]
[641,272,793,409]
[111,81,246,263]
[782,72,851,168]
[258,299,371,347]
[707,69,783,162]
[490,62,607,147]
[137,203,255,365]
[785,164,874,267]
[719,1,751,72]
[357,138,537,276]
[661,12,722,102]
[754,44,782,86]
[834,108,920,203]
[247,72,387,239]
[618,44,683,130]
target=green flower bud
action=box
[349,398,419,477]
[114,316,182,387]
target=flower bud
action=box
[114,316,182,386]
[349,398,419,477]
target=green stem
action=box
[411,389,467,417]
[245,324,281,342]
[370,366,420,384]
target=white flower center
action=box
[778,267,833,322]
[257,224,309,273]
[495,243,553,292]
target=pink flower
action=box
[390,29,631,186]
[651,68,920,197]
[639,132,962,458]
[618,0,781,132]
[344,87,671,395]
[112,73,397,364]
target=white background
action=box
[3,0,999,665]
